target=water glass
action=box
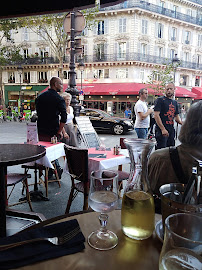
[159,213,202,270]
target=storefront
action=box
[4,85,48,110]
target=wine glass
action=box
[88,170,119,250]
[159,213,202,270]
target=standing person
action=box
[36,77,67,178]
[36,77,67,141]
[154,83,182,150]
[60,92,79,147]
[134,88,153,139]
[124,107,132,119]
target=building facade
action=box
[1,0,202,113]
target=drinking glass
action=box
[159,213,202,270]
[88,170,119,250]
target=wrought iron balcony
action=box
[5,53,202,71]
[83,53,202,70]
[101,0,202,26]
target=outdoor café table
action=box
[18,210,162,270]
[23,141,65,200]
[88,148,130,177]
[0,144,46,237]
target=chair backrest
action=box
[120,138,126,149]
[64,145,88,183]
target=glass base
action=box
[88,229,118,250]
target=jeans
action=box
[135,128,148,139]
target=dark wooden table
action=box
[0,144,46,237]
[19,210,162,270]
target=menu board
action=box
[75,116,101,148]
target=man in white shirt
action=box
[134,88,153,139]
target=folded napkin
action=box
[0,219,85,270]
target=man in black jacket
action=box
[36,77,67,141]
[36,77,67,179]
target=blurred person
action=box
[134,88,153,139]
[60,92,79,147]
[36,77,67,179]
[148,100,202,196]
[124,107,132,119]
[154,83,182,149]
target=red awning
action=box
[192,87,202,100]
[175,86,197,98]
[41,83,196,98]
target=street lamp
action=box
[172,53,180,85]
[17,65,23,112]
[78,60,85,105]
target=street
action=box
[0,121,181,219]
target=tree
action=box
[147,62,180,100]
[0,19,23,109]
[17,4,99,80]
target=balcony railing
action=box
[5,53,202,71]
[83,53,202,70]
[101,0,202,26]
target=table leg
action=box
[29,163,49,201]
[0,166,6,237]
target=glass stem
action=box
[99,213,108,233]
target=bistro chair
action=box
[64,145,89,214]
[6,173,33,211]
[22,162,61,197]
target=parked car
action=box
[80,108,134,135]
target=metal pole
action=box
[66,12,80,117]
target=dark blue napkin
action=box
[0,219,85,269]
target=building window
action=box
[24,49,29,59]
[158,47,163,57]
[8,72,15,83]
[173,5,178,18]
[95,43,105,60]
[184,52,189,62]
[142,20,148,35]
[117,42,127,60]
[153,72,161,81]
[38,27,47,40]
[98,21,104,35]
[63,71,68,79]
[157,23,163,38]
[171,27,177,41]
[140,69,145,82]
[23,72,30,83]
[170,49,176,60]
[180,75,188,86]
[197,55,201,67]
[141,44,147,57]
[195,76,200,87]
[116,68,128,79]
[184,31,190,44]
[198,34,202,47]
[38,72,48,83]
[22,27,29,41]
[120,0,128,8]
[93,69,109,79]
[119,18,126,33]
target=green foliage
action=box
[82,4,100,30]
[147,61,180,96]
[0,45,23,66]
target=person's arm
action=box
[174,114,182,125]
[154,111,169,137]
[62,127,69,139]
[138,108,153,120]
